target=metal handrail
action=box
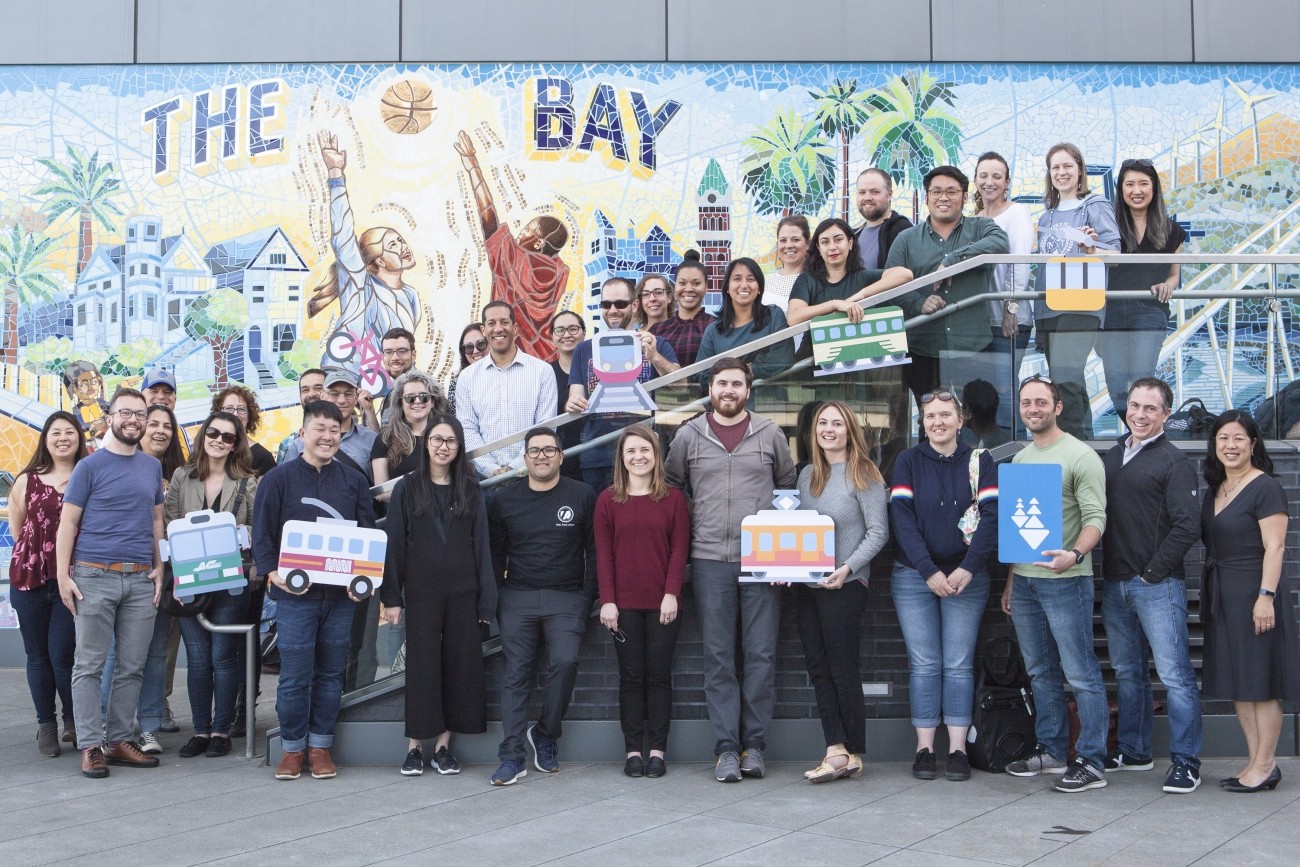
[197,612,257,759]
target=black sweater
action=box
[1101,434,1201,582]
[488,476,597,597]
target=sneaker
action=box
[527,725,558,773]
[946,750,972,782]
[139,731,163,755]
[491,759,527,786]
[715,751,742,783]
[1103,749,1154,772]
[205,735,231,758]
[1055,761,1108,793]
[159,703,180,733]
[1006,746,1068,777]
[912,748,938,780]
[739,748,766,779]
[1163,762,1202,794]
[430,746,461,775]
[401,747,424,776]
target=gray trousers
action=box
[691,559,780,756]
[70,564,158,749]
[496,586,587,763]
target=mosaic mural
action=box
[0,62,1298,488]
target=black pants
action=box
[613,609,682,753]
[796,581,868,754]
[405,589,485,739]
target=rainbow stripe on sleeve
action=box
[977,486,998,503]
[890,486,914,501]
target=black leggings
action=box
[613,609,682,753]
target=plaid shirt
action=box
[650,312,716,367]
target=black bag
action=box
[1164,397,1214,441]
[259,623,280,675]
[967,636,1037,773]
[1254,379,1300,439]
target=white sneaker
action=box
[1006,746,1067,776]
[139,731,163,754]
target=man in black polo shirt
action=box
[488,427,596,786]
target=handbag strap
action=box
[230,477,249,523]
[968,449,983,502]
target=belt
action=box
[76,560,153,574]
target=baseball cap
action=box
[323,366,360,389]
[141,368,177,391]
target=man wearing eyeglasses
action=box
[360,327,418,432]
[281,367,377,484]
[487,427,596,786]
[564,277,678,491]
[56,388,166,779]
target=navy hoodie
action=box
[890,441,998,577]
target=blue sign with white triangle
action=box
[998,463,1064,564]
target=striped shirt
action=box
[455,346,558,477]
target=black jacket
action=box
[855,211,913,270]
[1101,433,1201,582]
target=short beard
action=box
[859,203,888,223]
[713,398,747,420]
[114,426,143,447]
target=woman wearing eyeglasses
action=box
[372,370,449,501]
[166,411,259,758]
[889,390,997,782]
[697,258,795,381]
[446,324,488,413]
[549,310,586,480]
[212,385,275,478]
[632,274,674,330]
[1097,158,1185,414]
[383,413,494,776]
[596,424,690,778]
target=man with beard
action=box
[1001,375,1109,793]
[359,327,418,431]
[665,358,797,783]
[56,388,165,779]
[854,168,912,270]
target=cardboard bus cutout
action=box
[159,509,250,601]
[585,328,656,413]
[277,497,387,599]
[997,463,1064,564]
[809,306,910,377]
[740,489,836,582]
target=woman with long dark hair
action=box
[446,322,487,412]
[1201,410,1298,792]
[697,258,794,380]
[596,424,690,778]
[1097,158,1186,413]
[383,413,495,776]
[649,251,717,367]
[795,400,888,782]
[786,217,912,326]
[763,215,810,314]
[167,412,258,758]
[9,411,88,756]
[141,404,185,483]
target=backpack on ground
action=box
[966,636,1037,773]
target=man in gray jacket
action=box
[665,357,797,782]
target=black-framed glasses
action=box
[461,339,488,354]
[219,404,248,417]
[551,324,585,337]
[113,409,147,420]
[600,299,632,310]
[204,428,238,445]
[640,288,669,298]
[608,627,627,643]
[524,445,560,458]
[1120,158,1154,171]
[428,435,459,449]
[382,347,413,358]
[919,390,957,405]
[402,393,434,405]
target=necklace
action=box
[1221,472,1252,495]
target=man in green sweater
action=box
[1001,375,1109,793]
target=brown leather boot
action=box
[275,750,304,780]
[104,741,160,768]
[81,746,109,778]
[308,747,337,779]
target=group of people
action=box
[6,147,1294,796]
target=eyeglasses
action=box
[927,187,965,200]
[403,393,434,405]
[382,347,413,358]
[608,627,627,643]
[1120,158,1155,171]
[219,404,248,417]
[552,325,585,337]
[524,445,560,458]
[428,435,459,449]
[461,339,488,354]
[327,389,357,399]
[640,288,668,299]
[919,391,957,405]
[113,409,147,420]
[204,428,238,445]
[600,299,632,310]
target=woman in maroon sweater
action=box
[596,424,690,779]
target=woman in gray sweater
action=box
[795,399,889,782]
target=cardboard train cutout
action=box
[740,489,836,583]
[276,497,386,599]
[809,306,910,377]
[159,509,250,602]
[586,328,656,413]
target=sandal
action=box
[806,746,853,784]
[845,753,864,778]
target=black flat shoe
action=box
[1222,766,1281,793]
[1219,776,1239,787]
[645,756,666,778]
[206,735,231,758]
[179,736,210,758]
[624,755,644,778]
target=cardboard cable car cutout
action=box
[585,329,657,413]
[159,509,250,602]
[740,489,836,583]
[808,306,910,377]
[276,497,387,599]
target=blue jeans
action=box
[178,591,249,735]
[11,581,76,727]
[1010,573,1109,770]
[274,594,355,753]
[1097,301,1169,415]
[101,605,172,732]
[1101,577,1202,768]
[890,563,990,728]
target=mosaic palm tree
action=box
[0,225,61,364]
[859,72,962,222]
[32,144,125,277]
[740,107,836,217]
[809,79,874,223]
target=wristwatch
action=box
[1071,548,1084,565]
[1260,588,1277,598]
[1004,300,1020,315]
